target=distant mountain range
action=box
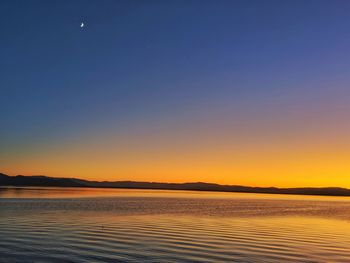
[1,172,350,196]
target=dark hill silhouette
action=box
[1,172,350,196]
[0,173,82,187]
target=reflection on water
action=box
[2,186,350,201]
[1,187,350,262]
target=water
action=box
[1,187,350,262]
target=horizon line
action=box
[1,172,349,191]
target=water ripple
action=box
[1,191,350,262]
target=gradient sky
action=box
[1,0,350,187]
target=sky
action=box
[1,0,350,187]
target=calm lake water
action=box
[1,187,350,262]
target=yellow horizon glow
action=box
[2,114,350,188]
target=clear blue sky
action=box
[1,1,350,186]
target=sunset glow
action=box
[1,1,350,188]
